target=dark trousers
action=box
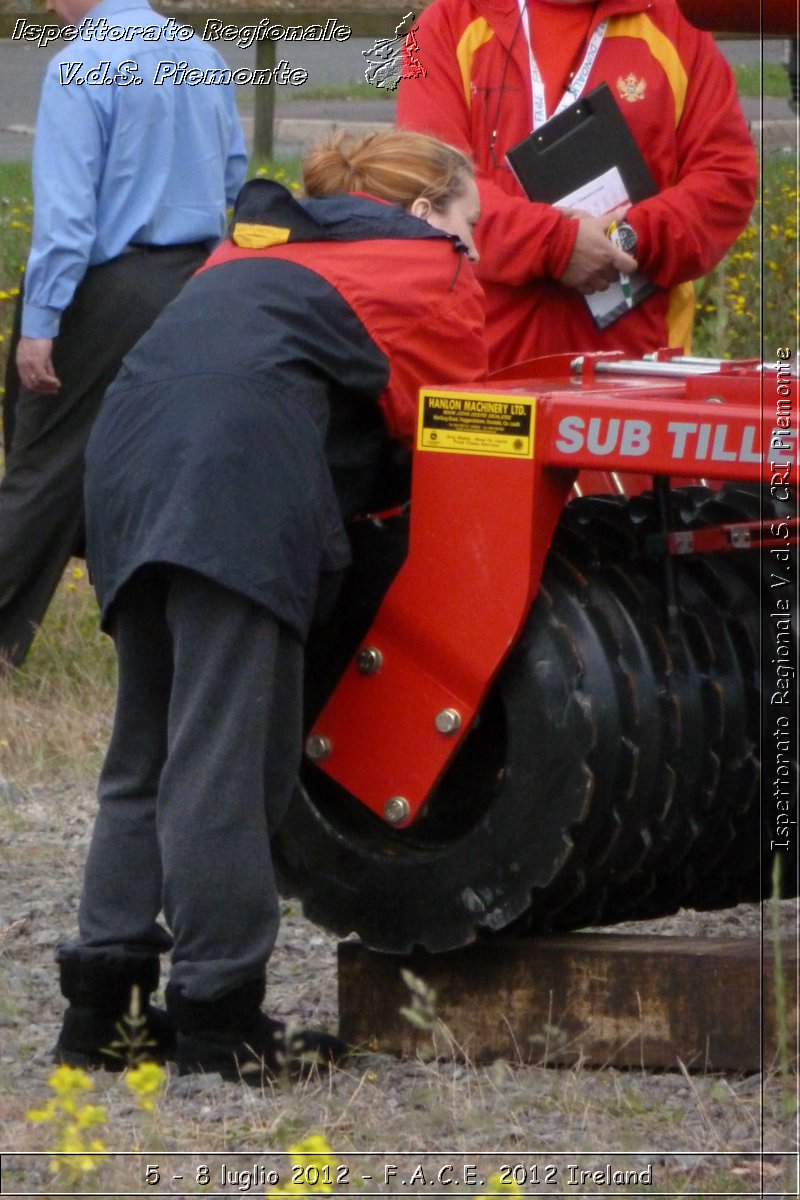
[0,245,207,669]
[2,276,22,455]
[77,566,304,1002]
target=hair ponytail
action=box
[302,129,473,213]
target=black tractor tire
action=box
[273,486,795,952]
[558,483,796,916]
[664,484,797,909]
[560,483,794,918]
[277,559,609,952]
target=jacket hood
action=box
[230,178,464,251]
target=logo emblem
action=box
[363,11,427,91]
[617,73,646,103]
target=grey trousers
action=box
[0,245,207,669]
[77,566,303,1002]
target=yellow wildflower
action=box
[125,1061,166,1112]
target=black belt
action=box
[122,240,211,255]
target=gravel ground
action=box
[1,774,797,1199]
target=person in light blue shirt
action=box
[0,0,247,671]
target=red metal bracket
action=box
[305,389,573,828]
[653,518,800,556]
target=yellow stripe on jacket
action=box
[456,17,495,106]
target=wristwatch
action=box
[614,221,638,254]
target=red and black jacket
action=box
[85,182,487,638]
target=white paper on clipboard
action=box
[556,165,630,216]
[555,166,654,327]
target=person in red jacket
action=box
[52,130,486,1085]
[398,0,757,369]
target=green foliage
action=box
[692,153,798,359]
[399,967,449,1062]
[0,161,32,391]
[101,987,166,1071]
[399,967,440,1033]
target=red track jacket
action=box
[398,0,757,367]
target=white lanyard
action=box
[516,0,607,130]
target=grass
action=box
[733,61,791,98]
[0,566,115,790]
[2,924,796,1194]
[286,81,390,102]
[0,165,30,384]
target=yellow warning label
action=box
[417,390,536,457]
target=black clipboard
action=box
[506,82,657,206]
[506,84,659,328]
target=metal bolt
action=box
[435,707,462,735]
[356,646,383,675]
[384,796,411,824]
[305,733,332,761]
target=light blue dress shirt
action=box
[22,0,248,338]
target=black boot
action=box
[167,978,345,1084]
[54,945,176,1070]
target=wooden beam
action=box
[338,935,798,1072]
[253,39,275,163]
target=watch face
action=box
[616,222,637,253]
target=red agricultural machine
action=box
[274,353,797,951]
[274,1,799,952]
